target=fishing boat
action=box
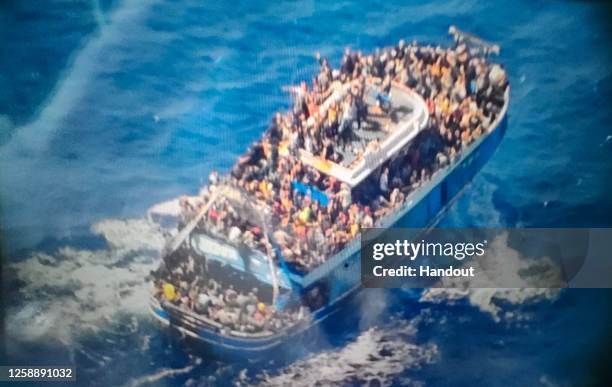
[148,26,510,359]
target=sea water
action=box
[1,0,612,386]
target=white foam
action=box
[252,317,437,386]
[123,358,202,387]
[0,0,158,154]
[6,218,164,350]
[419,232,561,321]
[92,218,165,251]
[146,198,182,221]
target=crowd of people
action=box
[155,38,509,331]
[154,246,305,334]
[224,38,508,270]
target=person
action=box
[162,283,178,302]
[350,222,359,237]
[362,207,374,228]
[293,81,309,117]
[298,206,312,224]
[197,293,211,314]
[380,167,389,194]
[338,184,352,210]
[228,226,242,243]
[339,94,357,143]
[208,170,219,186]
[390,188,404,207]
[341,47,355,75]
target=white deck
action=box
[298,82,429,187]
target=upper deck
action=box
[298,82,429,187]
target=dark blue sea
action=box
[1,1,612,386]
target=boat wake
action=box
[419,231,561,322]
[247,316,438,387]
[5,218,164,350]
[122,358,202,387]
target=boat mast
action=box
[221,186,281,305]
[162,186,224,258]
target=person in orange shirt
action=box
[430,58,441,77]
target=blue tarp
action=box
[291,181,330,206]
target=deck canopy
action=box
[297,83,429,188]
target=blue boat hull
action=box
[150,101,509,360]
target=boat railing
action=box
[161,298,285,339]
[349,83,429,182]
[158,297,224,329]
[154,294,310,340]
[448,25,500,55]
[298,82,429,188]
[377,86,511,230]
